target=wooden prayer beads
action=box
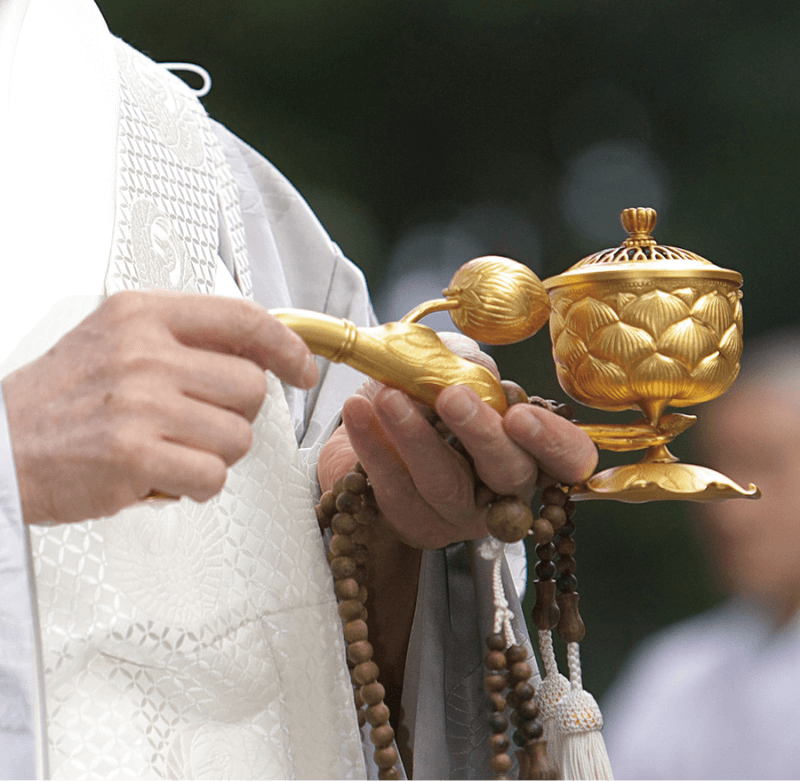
[484,633,550,780]
[317,464,401,781]
[318,387,579,780]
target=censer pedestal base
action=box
[571,461,761,503]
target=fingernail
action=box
[521,404,543,436]
[381,389,414,425]
[302,354,319,388]
[441,388,477,425]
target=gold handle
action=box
[270,309,510,413]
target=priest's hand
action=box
[318,375,598,550]
[1,291,318,525]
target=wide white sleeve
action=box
[0,386,38,781]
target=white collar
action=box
[0,0,119,363]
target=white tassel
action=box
[556,642,613,780]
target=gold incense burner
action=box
[542,207,758,501]
[271,208,760,503]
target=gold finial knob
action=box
[621,207,658,247]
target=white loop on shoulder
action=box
[160,61,212,97]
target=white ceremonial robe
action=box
[0,1,535,778]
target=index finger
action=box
[157,293,319,389]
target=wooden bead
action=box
[486,633,506,651]
[343,619,368,644]
[505,645,527,665]
[514,681,535,701]
[556,591,586,642]
[558,574,578,593]
[531,516,554,544]
[330,557,356,579]
[337,599,364,621]
[490,753,513,774]
[334,578,360,600]
[555,557,577,577]
[509,662,533,683]
[540,504,567,531]
[357,709,366,728]
[353,661,380,686]
[319,490,338,517]
[374,746,399,770]
[370,724,396,748]
[331,512,357,536]
[501,379,529,407]
[487,497,534,543]
[541,485,567,507]
[518,719,544,740]
[347,640,374,665]
[361,681,386,706]
[487,692,507,712]
[336,490,361,514]
[489,713,509,733]
[485,651,507,671]
[343,471,368,495]
[534,560,556,580]
[366,703,391,726]
[378,769,400,781]
[535,542,555,561]
[505,689,520,710]
[531,579,560,631]
[329,534,355,558]
[517,700,539,720]
[555,535,577,557]
[484,673,507,692]
[489,733,511,754]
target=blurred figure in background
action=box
[601,328,800,780]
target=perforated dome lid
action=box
[543,207,742,290]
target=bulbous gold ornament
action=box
[442,256,551,345]
[399,255,550,345]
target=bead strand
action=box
[554,498,586,645]
[317,465,401,781]
[484,633,513,779]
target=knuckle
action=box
[191,460,228,501]
[230,301,266,355]
[102,421,147,471]
[486,460,537,496]
[226,418,254,464]
[101,290,149,324]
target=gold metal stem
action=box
[270,308,509,413]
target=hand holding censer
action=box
[272,207,760,503]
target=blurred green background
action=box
[96,0,799,699]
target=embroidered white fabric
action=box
[29,39,365,780]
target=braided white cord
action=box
[567,641,583,690]
[538,629,559,678]
[479,538,516,647]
